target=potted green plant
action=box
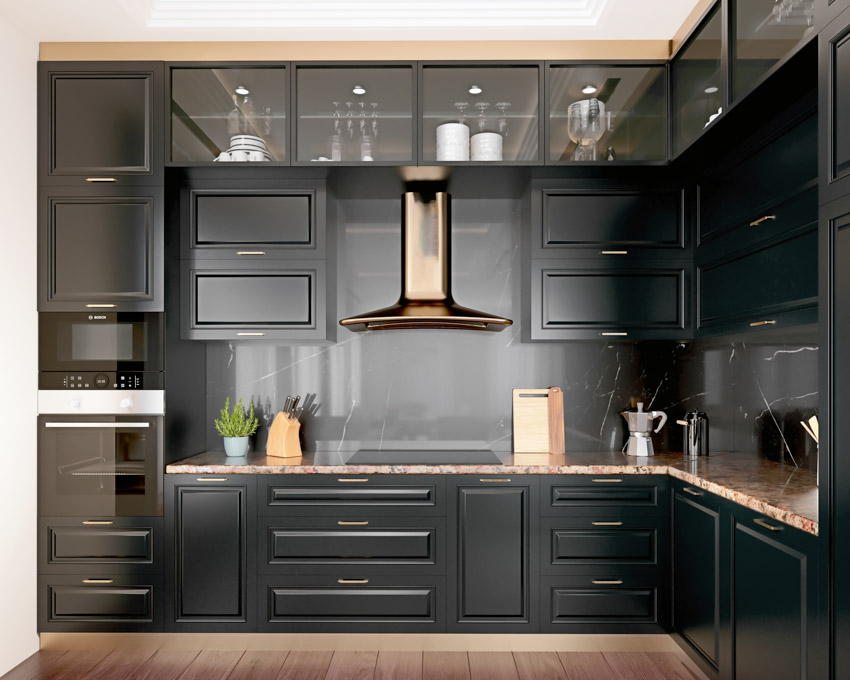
[215,397,259,457]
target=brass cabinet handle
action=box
[592,579,623,585]
[337,578,369,584]
[85,304,117,308]
[338,478,369,483]
[237,332,265,336]
[480,478,511,483]
[600,332,628,337]
[338,521,369,526]
[82,520,114,525]
[753,518,783,532]
[85,177,117,183]
[683,487,703,496]
[600,250,628,255]
[750,215,777,226]
[82,578,114,584]
[592,479,623,483]
[237,251,266,256]
[592,521,623,526]
[196,477,228,482]
[749,320,777,327]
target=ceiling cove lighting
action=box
[144,0,608,28]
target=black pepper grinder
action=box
[677,410,709,457]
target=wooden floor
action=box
[2,650,704,680]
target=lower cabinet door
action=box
[258,574,445,632]
[38,574,163,632]
[539,575,664,633]
[733,516,813,680]
[448,477,538,632]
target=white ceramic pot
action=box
[223,436,250,457]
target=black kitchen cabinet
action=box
[38,186,164,312]
[447,476,538,632]
[38,62,163,186]
[672,484,722,671]
[821,6,850,203]
[164,475,256,631]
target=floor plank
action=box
[84,650,157,680]
[276,651,333,680]
[45,650,111,680]
[422,652,470,680]
[0,651,68,680]
[557,652,617,680]
[513,652,567,680]
[603,652,666,680]
[179,651,244,680]
[226,652,289,680]
[127,650,201,680]
[645,653,702,680]
[325,652,377,680]
[375,652,422,680]
[468,652,519,680]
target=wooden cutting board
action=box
[512,387,565,454]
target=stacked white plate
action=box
[436,123,470,161]
[470,132,503,161]
[216,134,273,162]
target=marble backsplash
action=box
[200,170,819,469]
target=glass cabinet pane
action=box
[421,65,540,163]
[548,65,666,163]
[295,65,414,164]
[672,5,723,156]
[171,67,288,163]
[733,0,815,100]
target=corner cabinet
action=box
[164,475,257,632]
[38,62,163,186]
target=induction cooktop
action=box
[344,449,506,465]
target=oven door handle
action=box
[44,422,151,428]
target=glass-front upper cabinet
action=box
[170,65,288,164]
[548,64,667,163]
[420,63,542,164]
[672,5,724,157]
[294,64,415,165]
[732,0,816,101]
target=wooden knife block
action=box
[512,387,565,454]
[266,411,303,459]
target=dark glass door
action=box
[38,416,162,516]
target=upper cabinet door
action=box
[732,0,816,103]
[169,64,289,165]
[293,63,416,165]
[547,64,667,164]
[38,62,163,186]
[420,62,542,165]
[671,5,724,157]
[821,7,850,203]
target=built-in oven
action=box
[39,312,163,374]
[37,392,164,517]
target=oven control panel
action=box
[38,372,164,390]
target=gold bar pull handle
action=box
[237,332,265,336]
[82,520,114,525]
[592,478,623,483]
[592,579,623,585]
[82,578,114,584]
[85,304,117,308]
[196,477,228,482]
[749,320,777,327]
[237,251,267,256]
[338,478,369,483]
[592,521,623,526]
[750,215,777,226]
[600,332,628,337]
[338,521,369,526]
[753,518,783,532]
[85,177,117,183]
[600,250,629,255]
[337,579,369,584]
[480,478,512,483]
[683,487,703,496]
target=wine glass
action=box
[495,102,511,136]
[370,103,379,139]
[475,102,490,133]
[454,101,469,124]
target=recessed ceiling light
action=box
[582,84,597,94]
[704,86,719,94]
[469,84,482,95]
[352,84,366,95]
[234,84,250,95]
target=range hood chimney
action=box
[340,191,512,332]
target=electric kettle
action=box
[621,402,667,457]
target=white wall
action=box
[0,10,39,675]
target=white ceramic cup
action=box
[247,150,264,162]
[470,132,503,161]
[230,150,248,162]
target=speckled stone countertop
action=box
[166,450,819,535]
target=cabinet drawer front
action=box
[49,526,153,564]
[268,585,435,622]
[50,584,153,621]
[266,526,436,564]
[548,585,657,623]
[543,478,662,514]
[538,190,683,252]
[698,227,817,329]
[550,529,656,564]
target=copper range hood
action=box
[340,191,512,332]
